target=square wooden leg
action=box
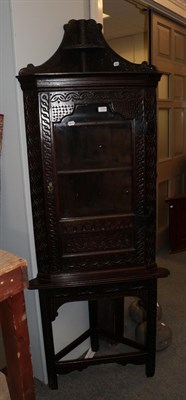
[0,292,35,400]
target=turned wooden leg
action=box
[39,291,58,390]
[88,300,99,352]
[0,291,35,400]
[145,280,157,377]
[97,298,124,343]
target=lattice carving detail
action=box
[51,94,74,122]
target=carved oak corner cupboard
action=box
[17,19,169,389]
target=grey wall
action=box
[0,0,90,383]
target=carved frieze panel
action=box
[50,88,143,122]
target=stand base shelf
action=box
[30,269,169,390]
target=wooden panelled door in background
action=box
[151,13,186,249]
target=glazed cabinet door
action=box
[38,86,156,282]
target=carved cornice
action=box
[19,19,157,75]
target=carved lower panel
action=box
[62,231,133,255]
[60,216,134,255]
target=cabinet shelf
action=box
[57,166,132,174]
[59,212,135,223]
